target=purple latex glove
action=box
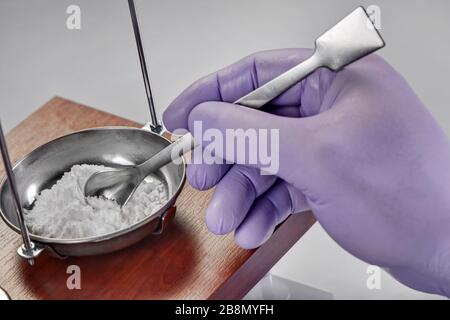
[163,49,450,296]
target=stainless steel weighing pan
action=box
[0,126,185,257]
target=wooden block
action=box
[0,97,315,299]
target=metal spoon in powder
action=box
[84,132,197,207]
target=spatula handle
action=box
[234,54,320,109]
[137,133,197,177]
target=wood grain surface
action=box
[0,97,315,300]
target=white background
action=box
[0,0,449,299]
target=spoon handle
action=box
[136,133,197,178]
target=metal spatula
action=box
[235,6,385,108]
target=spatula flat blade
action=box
[315,6,385,71]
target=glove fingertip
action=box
[187,165,213,191]
[163,104,188,132]
[234,227,273,250]
[205,206,230,235]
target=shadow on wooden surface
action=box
[19,220,198,299]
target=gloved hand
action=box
[163,49,450,296]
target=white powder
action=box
[25,164,168,239]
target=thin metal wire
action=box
[0,121,34,265]
[128,0,161,132]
